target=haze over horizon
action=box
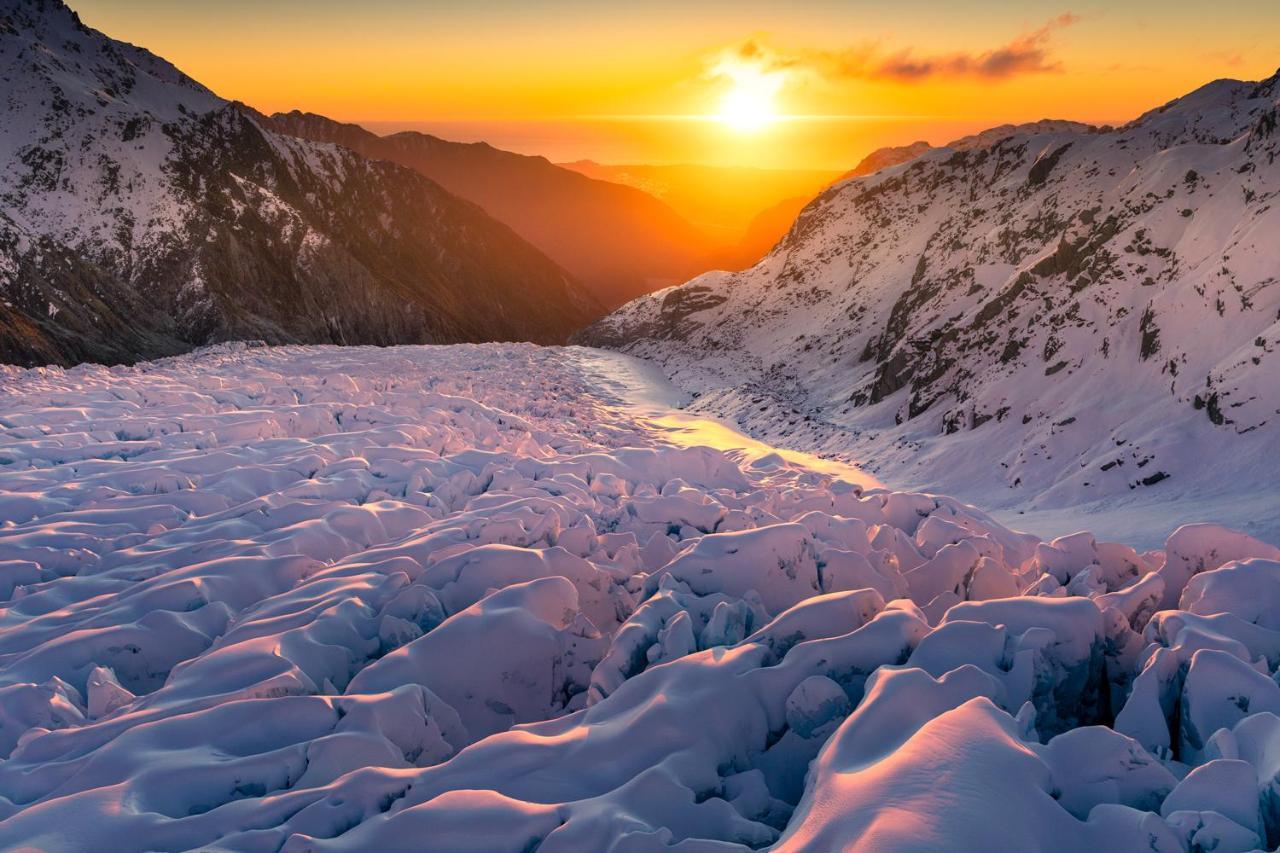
[71,0,1280,169]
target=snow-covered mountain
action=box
[580,71,1280,531]
[0,0,597,367]
[712,138,997,273]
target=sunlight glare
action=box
[712,58,784,132]
[718,80,778,131]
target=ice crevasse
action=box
[0,343,1279,852]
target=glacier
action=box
[1,342,1279,851]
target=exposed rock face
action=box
[579,72,1280,513]
[716,132,1075,275]
[256,109,711,308]
[0,0,597,367]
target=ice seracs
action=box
[0,342,1277,850]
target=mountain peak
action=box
[0,0,598,365]
[843,141,933,179]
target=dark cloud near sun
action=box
[722,13,1080,86]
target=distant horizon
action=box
[343,113,1130,172]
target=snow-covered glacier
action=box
[2,343,1280,852]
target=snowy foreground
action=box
[2,344,1280,852]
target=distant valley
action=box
[0,0,829,367]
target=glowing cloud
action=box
[843,13,1081,82]
[711,13,1081,98]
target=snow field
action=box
[1,342,1279,851]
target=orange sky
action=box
[74,0,1280,169]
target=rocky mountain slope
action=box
[256,110,711,307]
[713,136,1059,274]
[579,71,1280,528]
[0,0,597,368]
[714,142,941,272]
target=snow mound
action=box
[1,342,1278,851]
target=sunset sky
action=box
[75,0,1280,169]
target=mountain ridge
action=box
[578,67,1280,528]
[254,108,713,307]
[0,0,597,367]
[712,129,1096,273]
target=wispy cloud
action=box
[1203,48,1247,69]
[715,14,1080,87]
[857,14,1079,81]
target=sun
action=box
[718,79,779,132]
[712,61,783,132]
